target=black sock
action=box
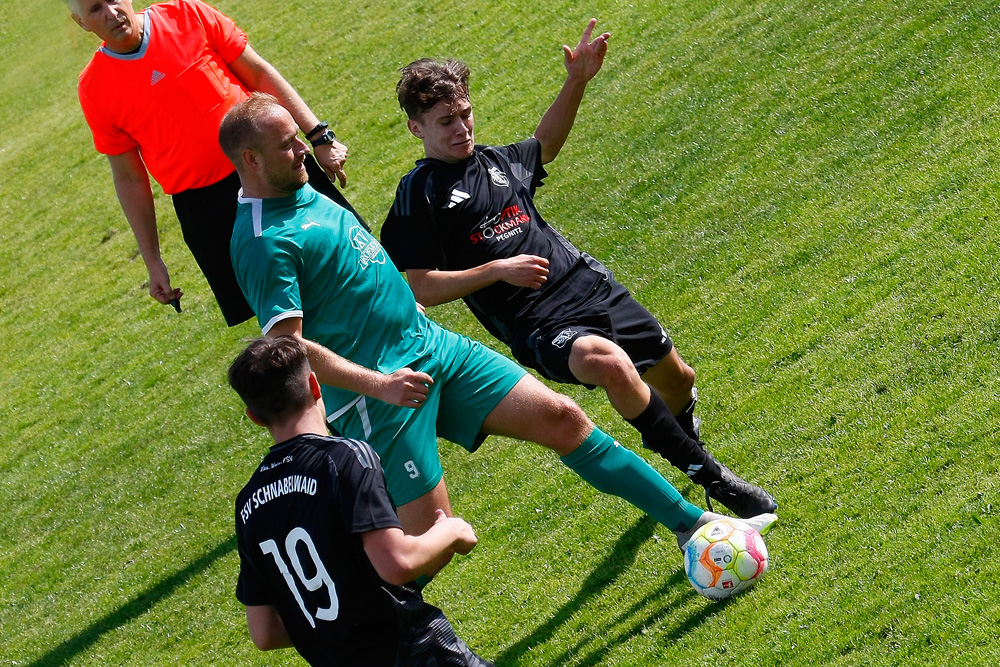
[625,389,720,485]
[674,394,698,441]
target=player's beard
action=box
[266,160,309,197]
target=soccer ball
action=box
[684,518,769,600]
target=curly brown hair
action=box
[397,58,471,120]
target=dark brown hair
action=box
[397,58,471,119]
[228,336,312,427]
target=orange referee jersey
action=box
[78,0,249,194]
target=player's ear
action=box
[407,118,424,139]
[241,147,260,171]
[307,373,322,401]
[245,408,266,427]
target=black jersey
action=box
[382,138,601,343]
[235,433,490,667]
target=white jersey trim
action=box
[261,310,303,335]
[237,189,266,237]
[325,395,371,440]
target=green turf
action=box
[3,0,1000,664]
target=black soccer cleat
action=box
[705,464,778,519]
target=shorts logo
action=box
[488,167,510,187]
[350,225,386,269]
[551,328,578,348]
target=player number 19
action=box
[259,527,339,627]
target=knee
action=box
[537,392,592,450]
[672,361,696,395]
[569,337,638,393]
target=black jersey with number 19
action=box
[235,433,490,666]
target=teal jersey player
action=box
[232,183,435,418]
[232,182,525,505]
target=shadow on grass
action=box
[493,516,720,667]
[27,534,237,667]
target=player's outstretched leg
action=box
[558,428,778,551]
[482,375,703,533]
[626,390,777,519]
[568,337,776,519]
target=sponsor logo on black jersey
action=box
[488,166,510,187]
[469,205,531,244]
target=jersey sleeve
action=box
[498,137,548,191]
[185,0,248,63]
[233,232,304,334]
[331,439,402,534]
[234,498,275,607]
[78,83,137,156]
[380,169,444,271]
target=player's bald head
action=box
[218,92,286,166]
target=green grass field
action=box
[3,0,1000,664]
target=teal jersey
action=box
[231,184,434,416]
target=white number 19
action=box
[259,527,339,627]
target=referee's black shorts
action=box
[171,155,366,327]
[508,255,674,387]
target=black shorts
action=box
[171,155,366,327]
[508,256,674,386]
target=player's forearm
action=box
[266,322,422,404]
[406,265,505,306]
[299,338,389,399]
[533,76,589,164]
[366,524,469,586]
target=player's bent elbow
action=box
[250,628,294,651]
[374,552,424,586]
[410,286,446,308]
[246,606,293,651]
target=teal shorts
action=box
[330,323,526,506]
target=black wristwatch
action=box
[310,129,337,148]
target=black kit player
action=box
[229,336,492,666]
[380,19,777,518]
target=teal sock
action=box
[561,428,704,531]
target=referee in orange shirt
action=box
[66,0,362,325]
